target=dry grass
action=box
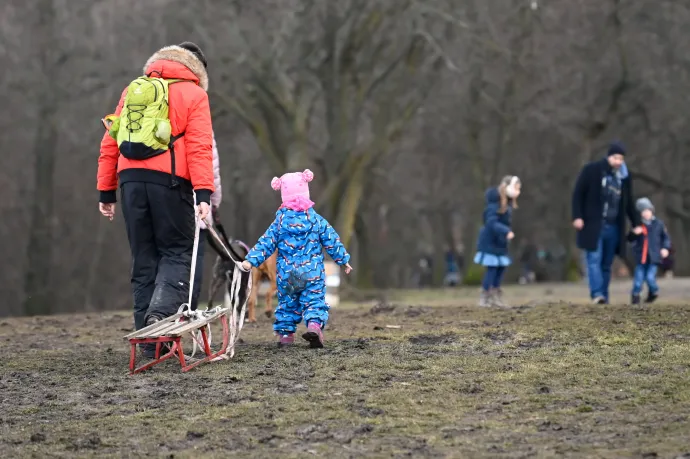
[1,281,690,458]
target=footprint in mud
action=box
[408,332,456,345]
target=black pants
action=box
[190,229,207,310]
[121,182,195,330]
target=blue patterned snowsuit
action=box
[245,208,350,334]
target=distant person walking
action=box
[571,141,642,304]
[97,42,215,357]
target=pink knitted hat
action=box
[271,169,315,211]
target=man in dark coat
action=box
[571,141,642,304]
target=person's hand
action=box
[661,248,669,259]
[573,219,584,230]
[344,263,353,275]
[632,226,643,235]
[212,205,220,224]
[198,202,210,221]
[99,203,116,221]
[241,260,252,271]
[507,231,515,241]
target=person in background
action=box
[191,134,222,310]
[443,248,461,287]
[627,197,671,304]
[571,141,642,304]
[474,175,522,307]
[519,238,537,284]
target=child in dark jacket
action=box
[473,175,521,307]
[628,197,671,304]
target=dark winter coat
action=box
[571,158,640,253]
[627,218,671,265]
[476,187,513,256]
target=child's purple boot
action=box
[302,321,324,348]
[277,333,294,348]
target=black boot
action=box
[140,315,170,358]
[631,294,640,305]
[645,291,658,304]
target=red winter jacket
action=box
[97,45,214,204]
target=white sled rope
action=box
[176,193,252,360]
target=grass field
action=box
[2,280,690,458]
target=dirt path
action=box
[1,282,690,458]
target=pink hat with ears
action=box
[271,169,315,211]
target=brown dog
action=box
[247,252,277,322]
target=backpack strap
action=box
[165,79,192,190]
[168,133,185,189]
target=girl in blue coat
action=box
[242,169,352,348]
[474,176,521,307]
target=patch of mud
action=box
[294,423,374,444]
[484,329,514,345]
[296,423,331,442]
[441,425,483,438]
[370,302,396,314]
[65,433,102,451]
[403,306,432,317]
[408,332,457,345]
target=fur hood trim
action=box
[143,45,208,91]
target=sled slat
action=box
[166,310,227,337]
[123,313,184,339]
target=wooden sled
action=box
[124,306,231,375]
[123,204,250,375]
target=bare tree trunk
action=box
[23,0,57,316]
[354,213,374,288]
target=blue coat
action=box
[245,207,350,290]
[628,218,671,265]
[476,187,513,256]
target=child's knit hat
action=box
[271,169,315,211]
[636,197,654,213]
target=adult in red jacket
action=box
[97,42,214,351]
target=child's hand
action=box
[241,260,252,271]
[507,231,515,241]
[344,263,353,275]
[661,248,669,259]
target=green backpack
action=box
[106,75,185,168]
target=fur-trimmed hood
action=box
[143,45,208,91]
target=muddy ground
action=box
[2,281,690,458]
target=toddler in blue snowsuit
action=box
[242,169,352,348]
